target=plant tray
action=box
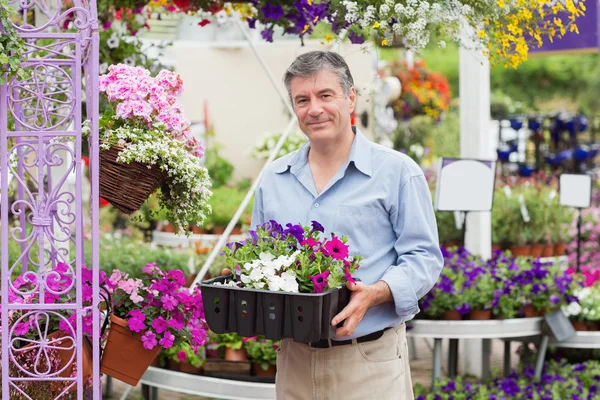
[200,275,351,343]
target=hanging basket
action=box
[100,316,161,386]
[99,144,166,215]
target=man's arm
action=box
[379,174,443,317]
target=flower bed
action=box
[415,360,600,400]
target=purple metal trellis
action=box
[1,1,101,399]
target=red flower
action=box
[173,0,190,9]
[198,19,211,27]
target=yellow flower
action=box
[570,23,580,34]
[382,39,389,46]
[313,16,320,24]
[478,30,486,38]
[302,24,310,33]
[373,21,380,29]
[324,33,334,42]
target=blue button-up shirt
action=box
[251,127,443,340]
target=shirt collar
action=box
[274,126,372,177]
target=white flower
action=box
[438,40,447,48]
[268,276,284,292]
[563,302,582,317]
[249,268,264,281]
[100,63,109,74]
[259,252,275,262]
[240,274,252,284]
[123,56,136,66]
[107,34,120,49]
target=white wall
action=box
[171,40,377,182]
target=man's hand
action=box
[331,280,392,337]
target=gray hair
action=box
[283,51,354,103]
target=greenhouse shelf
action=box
[139,367,276,400]
[408,318,545,387]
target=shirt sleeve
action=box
[250,184,265,229]
[379,174,444,318]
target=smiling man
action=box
[251,51,443,400]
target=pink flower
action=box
[300,238,320,248]
[142,262,159,275]
[141,331,158,350]
[343,261,356,284]
[161,294,178,311]
[118,278,137,295]
[130,290,144,304]
[152,317,168,334]
[167,270,186,287]
[127,310,146,332]
[324,237,349,260]
[159,331,175,348]
[167,319,184,330]
[177,351,187,362]
[309,271,330,294]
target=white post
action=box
[458,44,493,378]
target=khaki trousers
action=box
[275,324,414,400]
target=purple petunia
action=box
[348,31,365,44]
[283,223,304,243]
[311,220,324,233]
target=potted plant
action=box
[100,263,208,386]
[95,64,212,232]
[201,220,360,342]
[216,333,248,361]
[243,336,278,377]
[463,273,494,320]
[163,342,205,374]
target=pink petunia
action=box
[300,238,320,248]
[161,294,178,311]
[177,351,187,362]
[309,271,330,294]
[324,237,349,260]
[152,317,168,334]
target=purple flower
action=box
[311,220,324,233]
[441,381,456,391]
[168,270,186,286]
[457,303,470,316]
[141,331,157,350]
[168,318,184,330]
[261,28,274,42]
[283,223,304,243]
[246,18,256,29]
[348,31,365,44]
[549,295,560,306]
[574,363,586,372]
[261,3,284,20]
[309,271,330,293]
[248,230,259,245]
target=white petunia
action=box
[240,274,251,284]
[249,268,264,281]
[268,276,284,292]
[564,302,582,317]
[259,252,275,262]
[107,34,120,49]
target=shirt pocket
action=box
[333,205,389,257]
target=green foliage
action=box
[0,0,28,84]
[434,210,463,245]
[85,234,191,278]
[244,337,278,371]
[205,186,253,228]
[212,332,244,350]
[205,144,234,189]
[163,342,205,368]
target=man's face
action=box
[290,69,356,146]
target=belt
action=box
[308,328,389,349]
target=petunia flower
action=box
[309,271,330,294]
[324,237,349,260]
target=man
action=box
[249,51,442,399]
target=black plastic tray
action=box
[199,275,351,343]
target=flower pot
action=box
[530,244,544,258]
[522,305,539,318]
[224,347,249,362]
[185,273,198,288]
[572,321,588,331]
[587,322,600,331]
[231,226,243,235]
[212,226,226,235]
[162,223,176,233]
[101,316,162,386]
[200,274,352,343]
[442,310,462,320]
[542,243,555,258]
[167,359,180,371]
[99,144,166,215]
[179,362,203,375]
[252,363,276,377]
[469,310,492,320]
[554,243,566,256]
[510,245,532,257]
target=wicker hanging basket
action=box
[99,144,166,214]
